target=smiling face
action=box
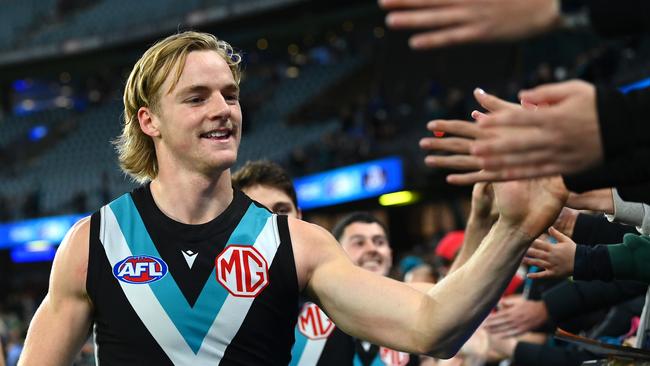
[339,222,393,276]
[140,50,242,176]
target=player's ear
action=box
[138,106,161,137]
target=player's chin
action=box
[205,152,238,171]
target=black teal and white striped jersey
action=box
[87,185,300,365]
[290,302,420,366]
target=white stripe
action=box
[199,215,281,361]
[93,323,100,366]
[99,207,282,364]
[100,206,198,365]
[297,338,328,366]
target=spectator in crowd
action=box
[526,188,650,283]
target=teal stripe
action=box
[227,203,272,246]
[109,195,270,354]
[289,328,309,366]
[370,354,384,366]
[353,353,363,366]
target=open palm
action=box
[493,176,568,240]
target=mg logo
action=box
[297,303,334,340]
[215,245,269,297]
[379,347,410,366]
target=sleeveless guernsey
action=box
[290,303,420,366]
[87,185,299,365]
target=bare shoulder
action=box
[50,216,92,298]
[287,217,345,291]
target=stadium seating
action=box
[1,50,365,217]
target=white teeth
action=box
[204,130,230,138]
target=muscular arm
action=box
[19,218,93,366]
[294,177,566,358]
[294,219,536,358]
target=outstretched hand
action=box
[421,81,601,186]
[484,295,548,337]
[493,177,568,240]
[524,226,576,279]
[472,80,601,180]
[420,88,538,185]
[566,188,614,214]
[379,0,561,49]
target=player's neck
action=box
[149,168,233,225]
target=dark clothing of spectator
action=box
[562,1,650,203]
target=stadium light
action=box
[378,191,420,207]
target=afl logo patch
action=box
[113,255,168,284]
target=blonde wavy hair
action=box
[115,31,242,183]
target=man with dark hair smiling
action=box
[292,212,419,366]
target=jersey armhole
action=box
[86,211,102,312]
[277,215,301,296]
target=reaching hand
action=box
[471,80,602,181]
[493,177,568,240]
[524,227,576,279]
[379,0,561,49]
[484,295,549,337]
[566,188,614,215]
[420,88,540,185]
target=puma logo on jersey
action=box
[215,245,269,297]
[113,255,168,284]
